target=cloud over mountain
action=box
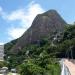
[0,1,44,40]
[3,2,44,39]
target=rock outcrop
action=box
[11,10,67,52]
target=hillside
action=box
[11,10,67,53]
[4,10,75,75]
[4,24,75,75]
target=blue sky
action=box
[0,0,75,45]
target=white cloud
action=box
[5,2,44,28]
[0,6,3,16]
[0,7,2,12]
[8,27,25,39]
[0,2,44,41]
[5,9,25,21]
[0,42,4,45]
[0,6,6,17]
[3,2,45,39]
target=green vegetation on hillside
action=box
[0,61,8,68]
[17,58,60,75]
[4,24,75,75]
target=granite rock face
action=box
[11,10,67,52]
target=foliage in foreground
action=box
[0,61,8,68]
[17,57,61,75]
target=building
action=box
[0,45,4,61]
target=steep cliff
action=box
[11,10,67,52]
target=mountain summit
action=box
[11,10,67,52]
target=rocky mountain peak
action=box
[10,9,67,53]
